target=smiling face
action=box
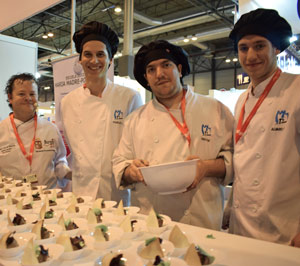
[238,35,280,87]
[144,58,183,103]
[8,79,38,122]
[80,40,112,80]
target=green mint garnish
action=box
[64,219,71,227]
[145,237,157,246]
[96,224,108,233]
[93,208,102,216]
[206,234,215,239]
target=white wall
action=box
[0,34,38,120]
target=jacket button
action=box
[78,120,82,124]
[255,153,261,159]
[253,179,259,186]
[154,138,159,143]
[184,210,189,215]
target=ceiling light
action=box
[114,6,122,13]
[191,36,197,41]
[47,32,54,37]
[183,38,189,43]
[225,58,231,63]
[232,58,238,62]
[289,36,298,43]
[35,72,41,79]
[44,86,51,90]
[42,33,48,39]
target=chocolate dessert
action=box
[131,220,137,232]
[36,245,49,263]
[32,192,41,201]
[43,190,51,195]
[93,208,102,223]
[109,254,125,266]
[22,203,32,210]
[77,197,84,204]
[70,235,85,250]
[16,182,23,187]
[101,201,106,208]
[31,186,38,190]
[6,232,19,249]
[156,214,164,227]
[0,195,5,200]
[41,225,51,239]
[12,213,26,226]
[12,198,18,205]
[0,183,4,188]
[65,219,79,230]
[44,209,54,219]
[57,192,64,198]
[153,256,170,266]
[195,245,214,265]
[20,193,27,197]
[0,209,2,215]
[5,189,11,193]
[49,200,57,206]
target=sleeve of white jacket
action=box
[53,124,71,180]
[216,102,234,186]
[112,115,136,190]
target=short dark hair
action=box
[5,73,38,109]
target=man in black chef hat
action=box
[60,21,142,203]
[227,8,300,247]
[112,40,234,229]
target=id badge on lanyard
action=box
[10,113,38,184]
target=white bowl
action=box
[148,256,188,266]
[60,218,88,236]
[91,226,124,250]
[161,226,191,257]
[98,249,144,266]
[0,232,36,258]
[139,160,198,194]
[7,213,38,233]
[124,206,140,215]
[21,243,64,266]
[34,224,63,245]
[137,239,174,260]
[101,200,117,209]
[59,235,93,260]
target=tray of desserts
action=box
[0,176,299,266]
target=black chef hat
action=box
[134,40,190,91]
[229,8,292,52]
[73,21,119,59]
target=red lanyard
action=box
[9,113,37,166]
[235,68,281,144]
[165,89,191,146]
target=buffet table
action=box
[0,184,299,266]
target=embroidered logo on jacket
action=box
[201,124,212,142]
[113,110,124,124]
[271,110,289,131]
[35,139,43,149]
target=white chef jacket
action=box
[0,116,70,188]
[113,86,234,230]
[230,72,300,244]
[60,79,143,201]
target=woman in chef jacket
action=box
[0,73,71,190]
